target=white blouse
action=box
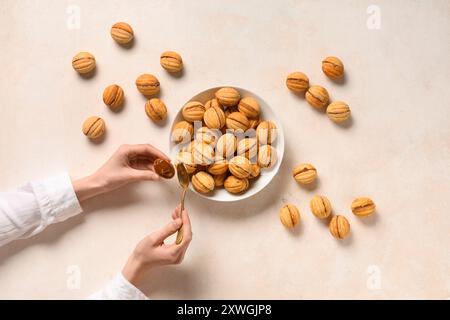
[0,173,148,300]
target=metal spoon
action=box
[175,163,189,244]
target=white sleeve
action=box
[88,272,148,300]
[0,172,83,247]
[0,173,147,300]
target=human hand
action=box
[122,205,193,288]
[73,144,170,201]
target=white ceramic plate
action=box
[169,87,284,202]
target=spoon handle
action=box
[180,187,187,211]
[175,188,187,245]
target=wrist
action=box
[72,173,107,202]
[122,252,146,288]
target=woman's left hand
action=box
[73,144,170,201]
[122,205,193,289]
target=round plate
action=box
[169,87,284,202]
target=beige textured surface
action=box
[0,0,449,299]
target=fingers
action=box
[180,208,193,243]
[152,218,182,244]
[171,206,192,245]
[117,144,170,182]
[160,207,192,264]
[129,158,155,171]
[130,169,160,181]
[171,204,181,219]
[122,144,170,161]
[172,210,178,220]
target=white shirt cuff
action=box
[88,272,149,300]
[30,172,82,233]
